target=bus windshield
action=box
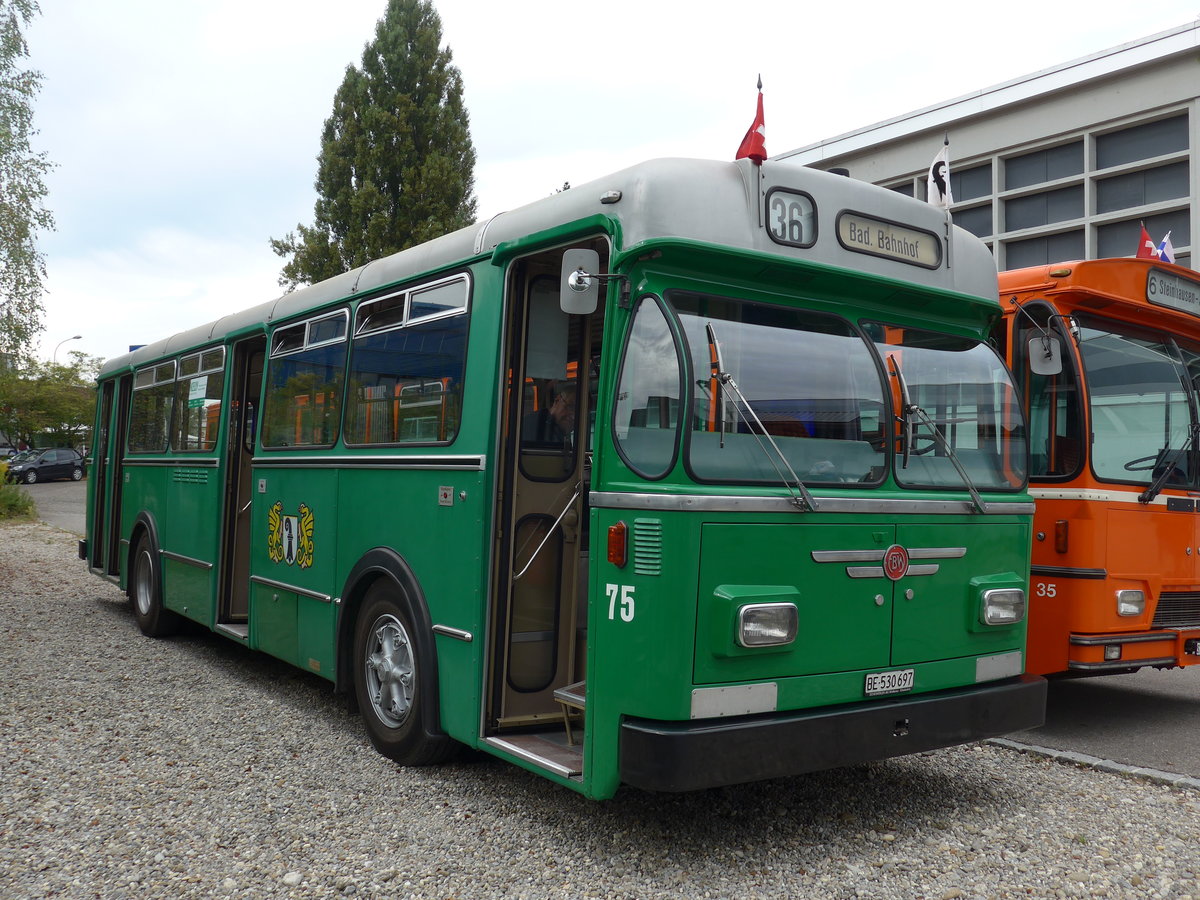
[868,323,1026,492]
[672,290,886,485]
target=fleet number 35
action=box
[1035,582,1057,597]
[606,583,635,622]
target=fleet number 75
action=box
[606,583,635,622]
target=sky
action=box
[23,0,1200,365]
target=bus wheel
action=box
[353,582,455,766]
[130,535,180,637]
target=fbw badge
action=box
[268,501,315,568]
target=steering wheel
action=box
[910,434,939,456]
[1123,455,1158,472]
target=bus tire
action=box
[353,581,455,766]
[130,534,180,637]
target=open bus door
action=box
[218,336,265,636]
[487,240,608,775]
[88,374,131,577]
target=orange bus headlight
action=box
[1116,590,1145,617]
[737,603,798,648]
[980,588,1025,626]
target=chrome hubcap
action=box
[134,549,154,617]
[364,614,414,727]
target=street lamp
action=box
[53,334,82,364]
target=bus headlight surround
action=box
[1116,589,1145,617]
[737,603,799,648]
[980,588,1025,626]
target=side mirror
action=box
[1028,334,1063,376]
[560,248,600,315]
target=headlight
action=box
[737,603,798,648]
[980,588,1025,625]
[1117,590,1145,617]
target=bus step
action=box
[485,735,582,778]
[553,680,586,745]
[215,623,249,641]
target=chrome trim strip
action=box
[1070,632,1178,646]
[253,454,486,471]
[433,624,474,642]
[812,549,884,563]
[846,564,940,579]
[590,491,1033,516]
[847,566,885,579]
[160,550,214,571]
[121,458,220,468]
[909,547,966,559]
[1031,487,1174,506]
[1068,656,1176,671]
[248,574,332,603]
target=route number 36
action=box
[606,583,635,622]
[1035,582,1057,598]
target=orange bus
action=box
[1001,257,1200,675]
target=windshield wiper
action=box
[888,354,989,514]
[1140,422,1198,504]
[706,322,818,512]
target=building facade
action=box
[778,23,1200,271]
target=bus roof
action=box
[102,157,998,378]
[999,257,1200,321]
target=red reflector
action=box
[607,521,627,567]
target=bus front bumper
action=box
[619,674,1046,792]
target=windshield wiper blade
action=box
[706,322,818,512]
[1140,423,1198,504]
[888,353,989,514]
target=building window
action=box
[951,163,992,203]
[1005,230,1085,269]
[1005,141,1084,190]
[955,205,992,238]
[1096,162,1190,213]
[1005,185,1084,231]
[1096,115,1188,169]
[1096,212,1191,259]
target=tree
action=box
[271,0,477,290]
[0,351,98,449]
[0,0,53,362]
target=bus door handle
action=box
[239,500,252,514]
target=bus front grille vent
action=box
[1154,592,1200,628]
[632,518,663,576]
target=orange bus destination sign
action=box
[836,211,941,269]
[1146,266,1200,317]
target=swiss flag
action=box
[1136,223,1158,259]
[735,80,766,165]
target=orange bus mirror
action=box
[1028,334,1063,376]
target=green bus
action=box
[82,157,1045,799]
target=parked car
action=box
[5,448,85,484]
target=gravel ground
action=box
[4,522,1200,900]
